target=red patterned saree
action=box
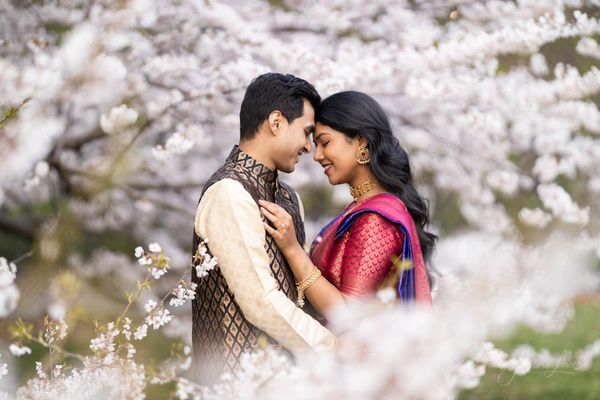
[309,193,432,305]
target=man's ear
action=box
[268,110,283,136]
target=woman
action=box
[259,91,437,317]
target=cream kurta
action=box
[194,178,335,353]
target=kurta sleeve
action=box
[194,179,336,354]
[338,212,404,298]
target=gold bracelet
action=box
[296,266,321,308]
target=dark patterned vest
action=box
[191,145,313,385]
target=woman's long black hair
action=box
[316,91,439,289]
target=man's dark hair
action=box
[239,73,321,140]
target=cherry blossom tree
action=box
[1,0,599,398]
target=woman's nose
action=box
[313,145,322,162]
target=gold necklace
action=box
[350,179,378,201]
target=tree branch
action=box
[123,179,205,190]
[0,213,35,240]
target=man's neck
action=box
[238,140,276,171]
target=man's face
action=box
[272,99,314,173]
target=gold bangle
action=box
[297,266,321,290]
[296,266,321,308]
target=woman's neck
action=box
[350,177,385,203]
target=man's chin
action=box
[279,165,295,174]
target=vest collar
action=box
[227,145,278,187]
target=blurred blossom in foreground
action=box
[0,257,19,318]
[187,232,598,400]
[0,0,599,398]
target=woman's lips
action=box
[323,164,332,174]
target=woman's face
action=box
[312,123,363,185]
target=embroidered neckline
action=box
[227,145,278,186]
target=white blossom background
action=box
[0,0,600,399]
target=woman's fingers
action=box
[260,201,298,256]
[259,201,279,223]
[260,205,278,223]
[263,222,280,238]
[259,199,283,216]
[259,200,291,224]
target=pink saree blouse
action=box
[309,193,432,305]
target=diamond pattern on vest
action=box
[191,146,311,385]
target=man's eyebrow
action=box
[304,124,315,134]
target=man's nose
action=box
[303,136,312,153]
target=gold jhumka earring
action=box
[355,145,371,165]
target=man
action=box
[191,73,336,385]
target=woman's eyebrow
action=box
[312,132,328,144]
